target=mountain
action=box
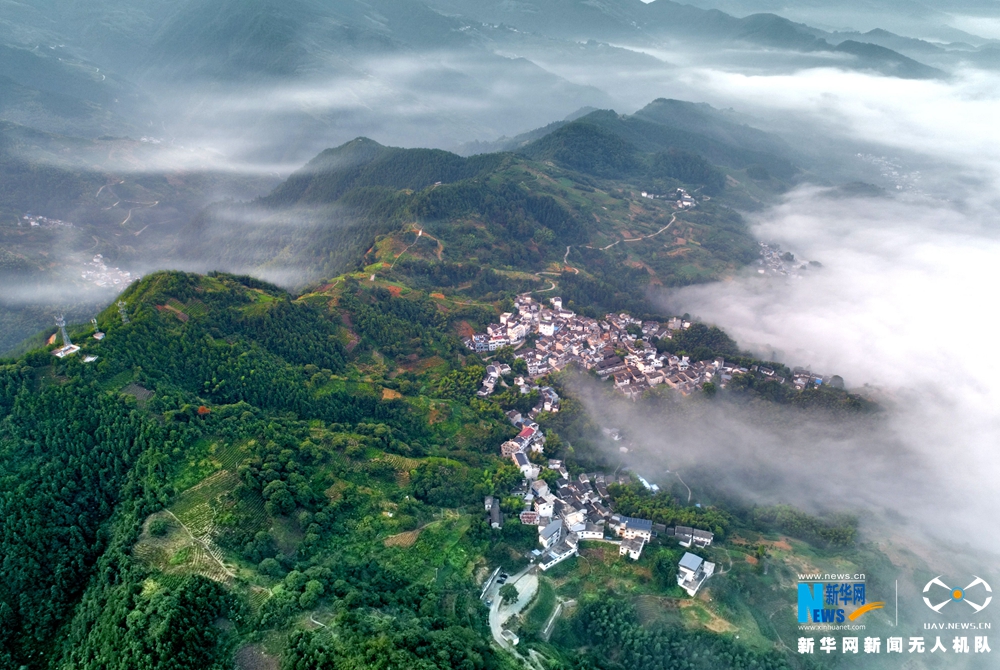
[829,28,949,58]
[465,99,799,177]
[0,104,814,358]
[0,76,128,138]
[639,5,827,50]
[0,44,147,135]
[519,106,798,180]
[0,44,126,106]
[0,122,108,217]
[673,0,995,45]
[263,138,507,205]
[0,1,617,161]
[139,0,479,81]
[0,261,873,669]
[0,0,956,181]
[176,110,784,318]
[428,0,943,78]
[143,0,326,80]
[632,99,794,158]
[3,89,793,356]
[5,0,943,88]
[832,39,945,79]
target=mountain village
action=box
[466,294,841,400]
[481,354,718,606]
[466,294,742,400]
[469,293,849,612]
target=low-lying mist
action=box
[638,185,1000,554]
[570,375,925,530]
[9,9,1000,550]
[511,53,1000,558]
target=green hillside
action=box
[470,100,800,180]
[0,94,783,355]
[180,121,774,319]
[0,265,888,670]
[631,99,795,161]
[263,138,508,205]
[535,110,798,180]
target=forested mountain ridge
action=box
[461,99,798,174]
[0,94,781,356]
[0,260,876,669]
[0,0,948,86]
[527,109,796,181]
[0,270,499,669]
[179,102,794,319]
[262,138,511,206]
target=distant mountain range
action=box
[473,99,798,178]
[0,0,986,162]
[0,0,989,352]
[430,0,950,78]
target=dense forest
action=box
[521,121,728,194]
[0,96,872,668]
[0,265,881,669]
[0,272,516,669]
[557,598,792,670]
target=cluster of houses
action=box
[80,254,137,290]
[639,187,698,209]
[476,363,511,398]
[466,295,843,400]
[487,410,717,593]
[738,361,843,392]
[791,367,844,391]
[21,214,73,228]
[465,295,743,399]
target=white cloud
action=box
[683,66,1000,188]
[653,184,1000,550]
[531,56,1000,551]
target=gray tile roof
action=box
[679,552,703,572]
[540,519,563,540]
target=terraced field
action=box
[384,529,422,548]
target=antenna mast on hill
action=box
[117,300,130,324]
[55,315,71,346]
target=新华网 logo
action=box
[798,582,885,624]
[923,576,992,614]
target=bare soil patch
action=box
[234,644,278,670]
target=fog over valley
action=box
[2,2,1000,668]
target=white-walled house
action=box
[677,552,715,596]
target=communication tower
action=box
[51,315,80,358]
[55,315,71,346]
